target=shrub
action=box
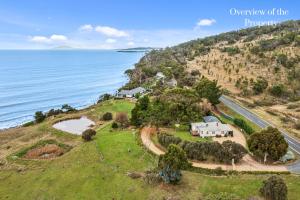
[158,134,246,164]
[82,130,93,141]
[61,104,76,112]
[83,129,96,137]
[102,112,113,121]
[111,122,118,129]
[22,121,34,127]
[191,69,201,76]
[115,112,129,128]
[233,118,254,135]
[158,133,182,148]
[46,108,63,117]
[158,144,189,184]
[97,93,111,103]
[34,111,46,123]
[143,169,162,185]
[252,77,268,94]
[269,84,285,97]
[260,176,287,200]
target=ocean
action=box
[0,50,144,129]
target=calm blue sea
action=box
[0,50,144,129]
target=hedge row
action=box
[158,133,247,164]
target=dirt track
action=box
[140,127,288,172]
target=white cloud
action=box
[50,34,67,41]
[79,24,93,32]
[105,38,117,43]
[127,41,135,46]
[30,36,51,43]
[95,26,129,37]
[30,34,67,43]
[197,19,216,26]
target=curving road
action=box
[219,95,300,173]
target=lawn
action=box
[170,130,212,142]
[1,99,300,199]
[217,102,261,133]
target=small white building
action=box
[117,87,146,98]
[190,122,233,137]
[166,78,177,87]
[155,72,166,80]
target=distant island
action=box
[116,47,158,52]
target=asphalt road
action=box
[219,95,300,173]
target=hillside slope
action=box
[125,20,300,137]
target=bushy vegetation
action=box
[82,129,96,141]
[221,46,240,55]
[131,88,204,127]
[252,77,268,95]
[34,111,46,123]
[260,176,287,200]
[158,133,247,164]
[158,144,189,184]
[233,118,254,135]
[247,127,288,162]
[102,112,113,121]
[194,78,222,105]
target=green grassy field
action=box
[217,102,261,133]
[1,100,300,199]
[170,130,212,142]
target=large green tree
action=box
[260,176,287,200]
[158,144,189,184]
[194,78,222,105]
[247,127,288,162]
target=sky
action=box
[0,0,299,49]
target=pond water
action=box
[52,116,95,135]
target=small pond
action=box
[53,116,95,135]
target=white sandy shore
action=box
[52,116,95,135]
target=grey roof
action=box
[203,116,220,123]
[191,122,232,132]
[156,72,165,79]
[118,87,146,96]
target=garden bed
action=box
[12,140,72,160]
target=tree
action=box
[115,112,129,128]
[82,130,93,141]
[138,95,150,110]
[252,77,268,95]
[194,78,222,105]
[102,112,113,121]
[270,84,285,97]
[34,111,46,123]
[111,122,118,129]
[82,129,96,137]
[158,144,189,184]
[61,104,76,112]
[260,176,287,200]
[222,140,247,163]
[247,127,288,162]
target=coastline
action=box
[0,50,144,131]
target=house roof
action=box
[156,72,165,78]
[118,87,146,96]
[191,122,232,132]
[203,116,220,123]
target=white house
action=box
[166,78,177,87]
[116,87,146,98]
[190,122,233,137]
[155,72,166,80]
